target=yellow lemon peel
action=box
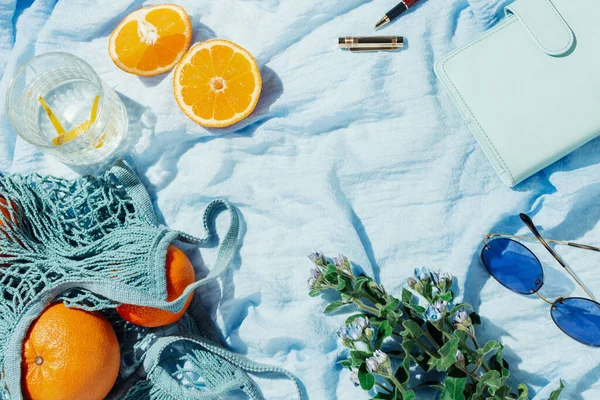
[41,95,101,146]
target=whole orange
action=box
[116,244,195,327]
[0,196,22,263]
[22,303,120,400]
[0,196,19,229]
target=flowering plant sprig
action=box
[307,252,564,400]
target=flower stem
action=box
[422,330,441,350]
[386,375,406,394]
[481,361,491,372]
[468,332,480,349]
[375,381,392,394]
[456,365,480,385]
[352,298,380,316]
[415,338,439,359]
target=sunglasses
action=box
[481,213,600,347]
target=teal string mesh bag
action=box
[0,159,300,399]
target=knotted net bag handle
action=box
[134,335,302,399]
[107,160,240,312]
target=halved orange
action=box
[173,39,262,128]
[109,4,192,76]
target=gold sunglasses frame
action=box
[482,214,598,307]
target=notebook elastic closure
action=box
[505,0,574,56]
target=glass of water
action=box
[6,52,128,166]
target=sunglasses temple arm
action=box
[520,214,597,301]
[566,242,600,252]
[486,234,600,251]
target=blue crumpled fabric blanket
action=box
[0,0,599,398]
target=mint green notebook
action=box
[435,0,600,187]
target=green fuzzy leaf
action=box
[375,320,394,348]
[386,312,399,331]
[448,303,473,316]
[423,280,434,300]
[453,329,467,341]
[350,350,372,365]
[436,337,460,371]
[403,390,416,400]
[370,318,386,328]
[517,384,529,400]
[469,311,481,325]
[548,379,564,400]
[404,303,427,315]
[324,300,347,313]
[383,296,401,312]
[345,313,367,325]
[353,277,369,294]
[401,319,423,339]
[380,320,394,337]
[440,376,467,400]
[476,340,501,358]
[336,276,347,291]
[324,264,338,282]
[427,355,438,371]
[475,370,502,397]
[402,338,416,353]
[494,385,511,399]
[308,289,321,297]
[438,291,454,302]
[489,345,510,381]
[402,288,413,304]
[358,364,375,390]
[338,359,352,368]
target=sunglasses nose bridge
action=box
[535,291,554,305]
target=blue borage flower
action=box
[456,350,465,367]
[366,356,380,373]
[310,268,321,279]
[452,308,472,333]
[354,316,369,330]
[414,267,430,282]
[308,251,327,266]
[334,254,349,267]
[425,305,442,322]
[337,316,369,342]
[437,270,453,291]
[373,350,389,365]
[407,277,418,288]
[433,300,448,313]
[365,350,390,374]
[430,270,440,285]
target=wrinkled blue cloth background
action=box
[1,0,599,398]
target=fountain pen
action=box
[373,0,421,30]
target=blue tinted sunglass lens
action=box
[551,297,600,346]
[481,238,544,294]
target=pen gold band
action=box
[338,36,403,51]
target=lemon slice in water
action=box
[38,95,101,147]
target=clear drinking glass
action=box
[6,52,128,166]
